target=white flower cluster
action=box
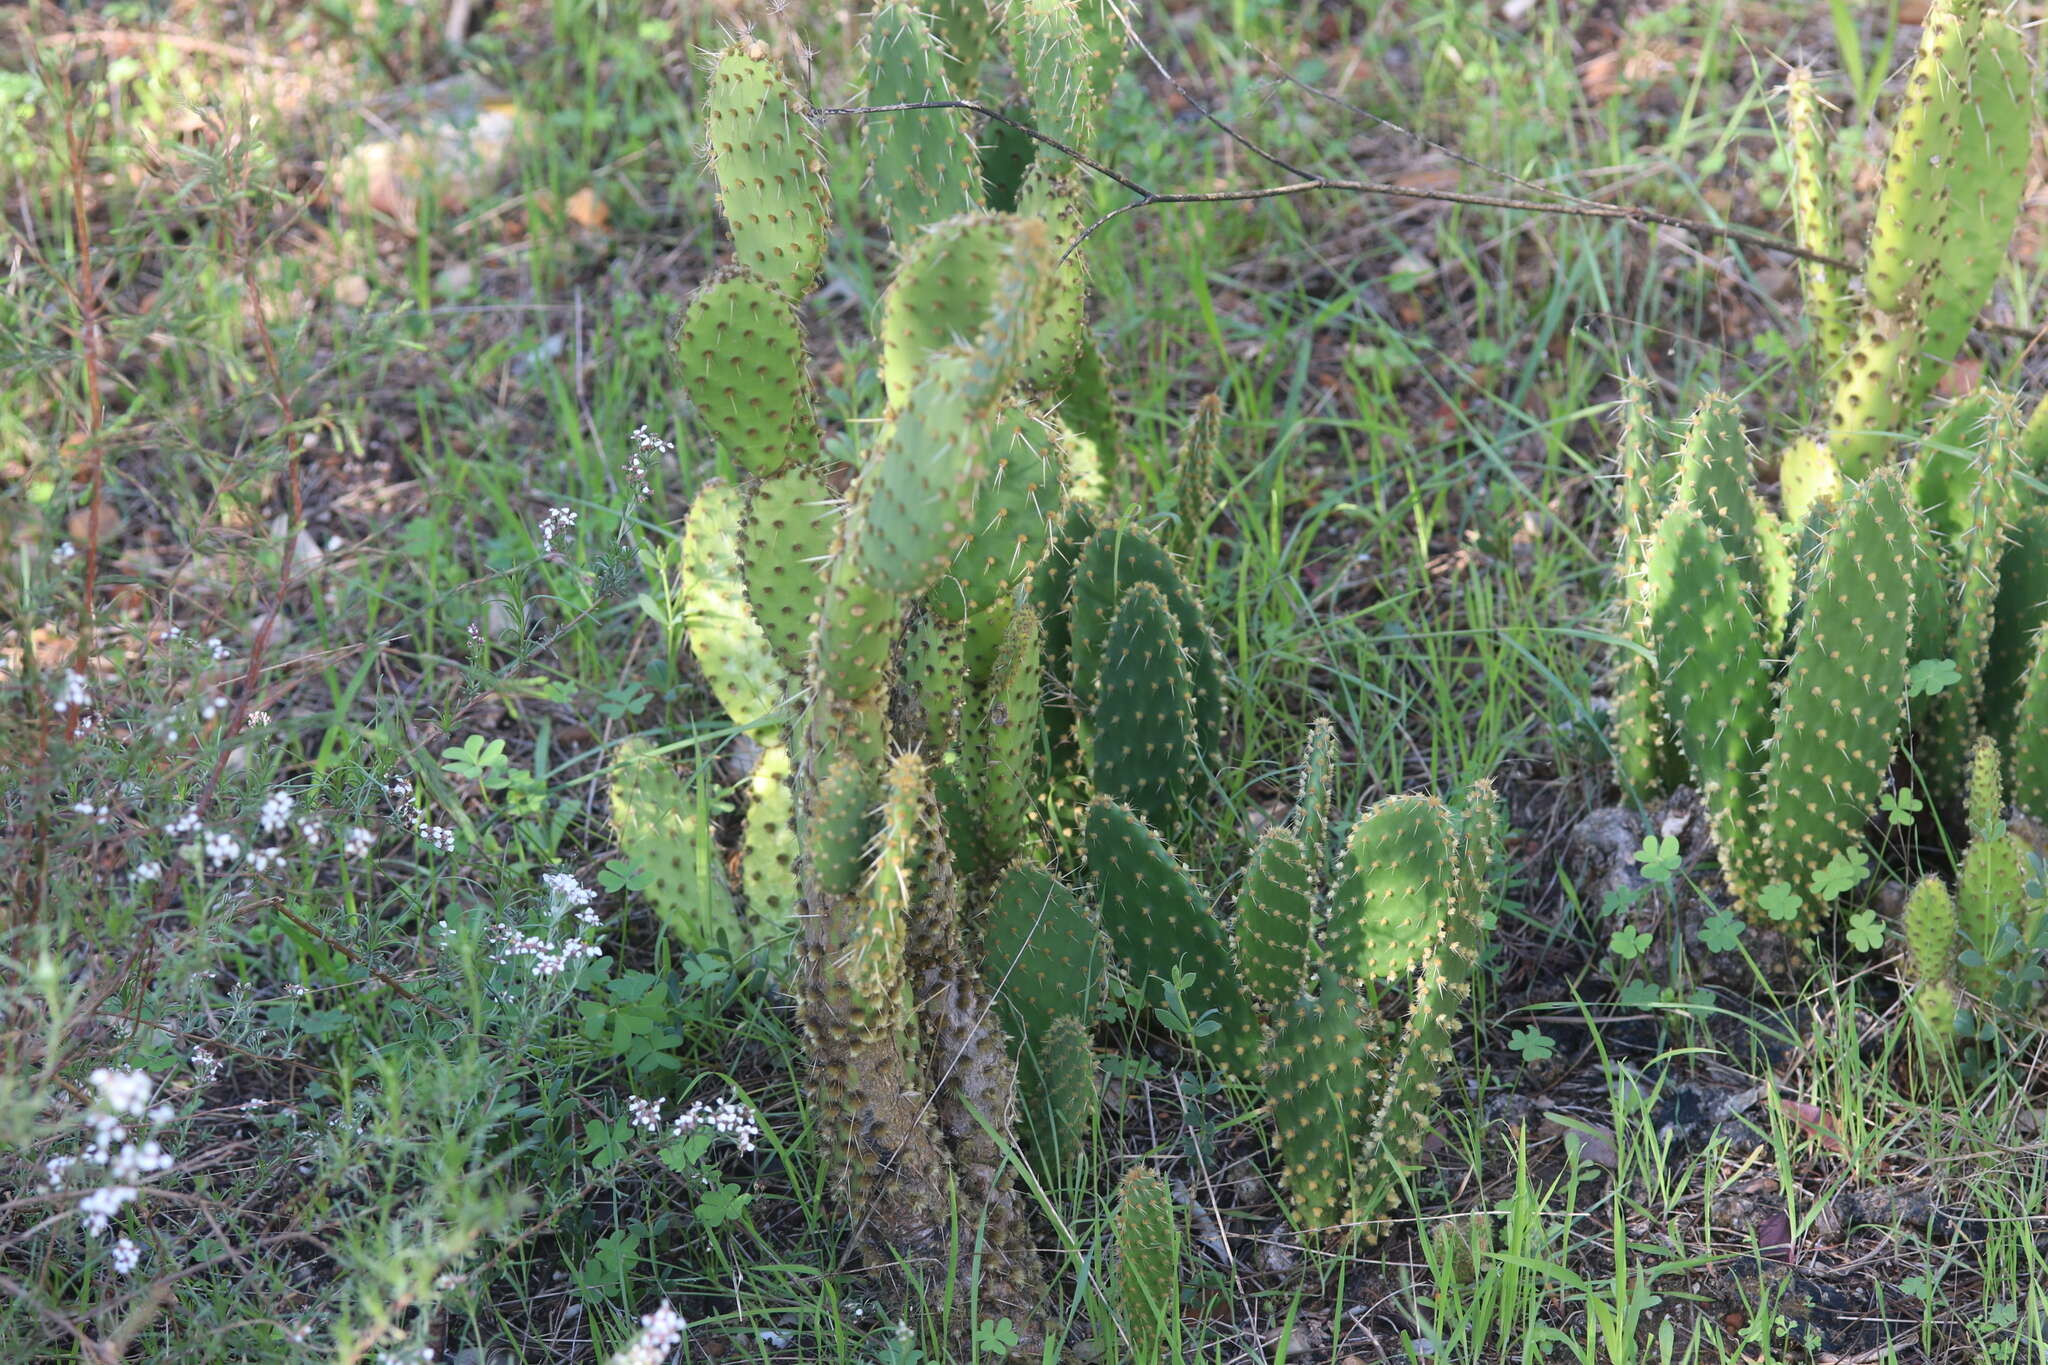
[51,540,78,564]
[624,1090,760,1154]
[72,799,112,824]
[627,426,671,505]
[343,826,376,859]
[542,870,602,927]
[387,776,456,853]
[258,790,295,834]
[52,669,92,716]
[244,709,271,727]
[207,636,232,661]
[538,506,578,555]
[200,695,229,723]
[49,1069,177,1255]
[609,1301,686,1365]
[484,922,602,978]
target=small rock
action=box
[333,274,370,308]
[565,185,609,231]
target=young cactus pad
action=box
[701,41,831,298]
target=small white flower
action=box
[200,695,228,722]
[538,506,578,555]
[78,1184,137,1237]
[90,1068,156,1117]
[51,540,78,564]
[258,790,294,834]
[247,846,286,874]
[343,827,375,859]
[109,1236,141,1275]
[52,670,92,716]
[191,1047,225,1084]
[244,709,272,727]
[202,830,242,868]
[132,859,163,883]
[609,1301,686,1365]
[46,1154,76,1189]
[207,636,232,661]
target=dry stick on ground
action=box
[811,98,2043,345]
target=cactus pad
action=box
[702,42,831,297]
[1325,795,1460,983]
[1231,827,1320,1012]
[1112,1166,1179,1365]
[680,481,790,732]
[1263,965,1380,1229]
[1089,581,1197,831]
[861,3,983,242]
[741,468,838,675]
[607,738,739,953]
[674,269,819,476]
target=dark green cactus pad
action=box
[979,607,1046,862]
[1068,525,1226,750]
[1028,501,1097,677]
[1760,468,1918,928]
[674,269,819,477]
[1089,581,1197,832]
[1030,1012,1097,1171]
[843,755,925,1037]
[1982,507,2048,741]
[1325,795,1459,983]
[1785,68,1849,362]
[2009,625,2048,821]
[1086,798,1255,1074]
[1912,394,2000,538]
[861,3,983,243]
[807,745,880,902]
[1263,964,1380,1231]
[900,613,968,756]
[977,114,1038,212]
[1641,500,1775,904]
[702,42,831,298]
[1672,394,1760,573]
[1291,717,1340,877]
[680,480,791,732]
[927,408,1063,624]
[607,738,740,953]
[1231,827,1320,1013]
[878,213,1013,410]
[741,468,837,676]
[1112,1166,1179,1365]
[981,860,1105,1056]
[1169,393,1223,556]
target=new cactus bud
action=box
[1033,1013,1097,1171]
[1170,393,1224,556]
[1291,717,1340,876]
[701,41,831,298]
[741,743,798,961]
[1902,876,1960,1046]
[1956,738,2025,1000]
[1113,1166,1179,1365]
[1784,68,1850,362]
[1068,524,1227,748]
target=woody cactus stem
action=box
[670,31,1137,1349]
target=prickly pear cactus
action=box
[606,738,740,954]
[1112,1166,1179,1365]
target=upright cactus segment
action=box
[1758,468,1917,928]
[1170,393,1224,555]
[1091,582,1197,831]
[1622,399,1925,932]
[674,270,820,476]
[1231,828,1319,1013]
[1784,69,1849,363]
[606,738,739,953]
[1033,1012,1098,1170]
[740,470,838,674]
[701,42,831,297]
[861,2,982,242]
[980,860,1105,1078]
[1004,0,1116,153]
[1823,0,2030,475]
[1112,1166,1179,1365]
[1893,740,2045,1044]
[1264,966,1379,1229]
[1324,796,1462,983]
[1086,797,1256,1075]
[1610,377,1686,801]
